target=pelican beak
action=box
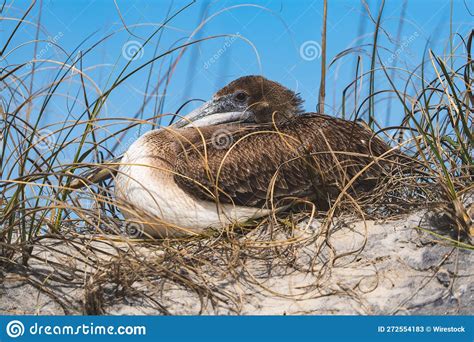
[172,99,252,128]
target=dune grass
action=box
[0,2,472,314]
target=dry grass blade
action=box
[1,1,472,315]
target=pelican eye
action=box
[234,91,248,102]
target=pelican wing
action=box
[174,114,393,207]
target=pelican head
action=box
[174,75,304,128]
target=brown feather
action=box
[174,114,396,208]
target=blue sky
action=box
[2,0,472,157]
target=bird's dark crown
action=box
[215,75,304,123]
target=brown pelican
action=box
[71,76,396,237]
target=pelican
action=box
[71,76,396,237]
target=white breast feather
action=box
[115,131,269,237]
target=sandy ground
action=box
[1,209,472,315]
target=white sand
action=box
[1,210,472,315]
